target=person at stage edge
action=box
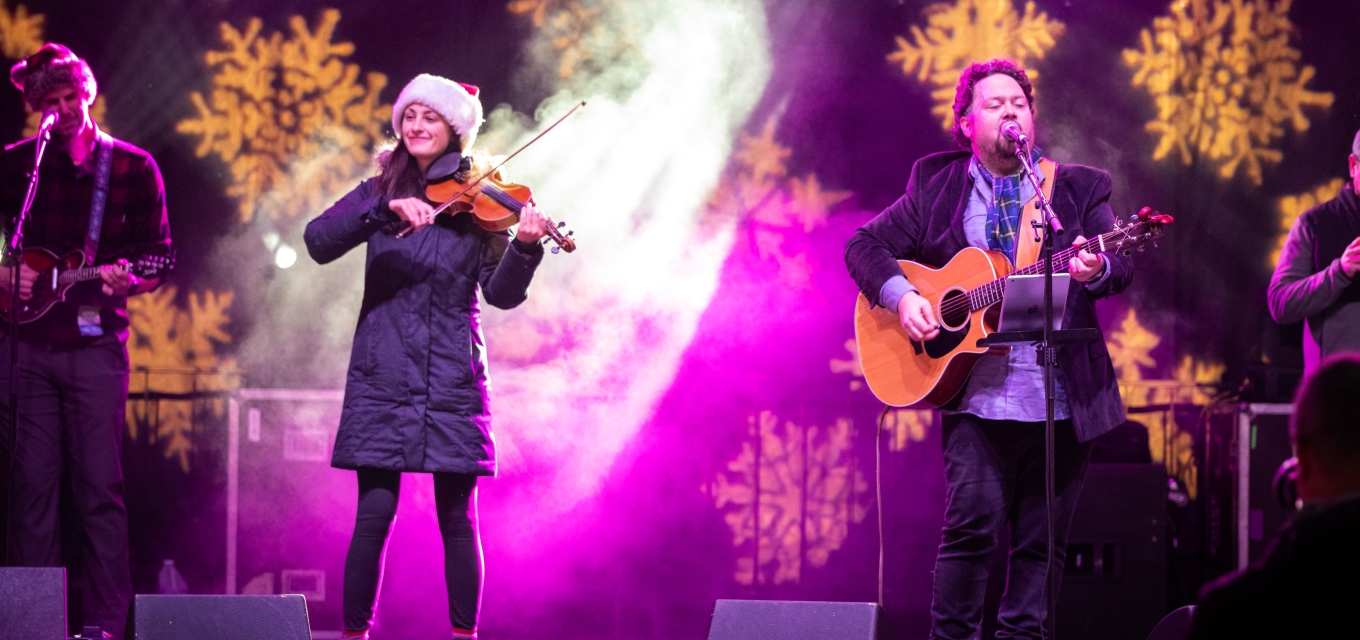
[1267,127,1360,371]
[304,73,547,640]
[0,44,172,639]
[1187,353,1360,638]
[844,59,1133,640]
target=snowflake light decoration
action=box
[711,411,869,585]
[177,9,392,222]
[0,0,42,60]
[887,0,1064,131]
[126,286,242,473]
[508,0,639,80]
[1106,308,1227,498]
[704,114,851,290]
[1123,0,1334,186]
[0,4,109,138]
[1271,178,1344,267]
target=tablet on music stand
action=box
[997,273,1071,333]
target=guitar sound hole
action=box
[939,289,970,330]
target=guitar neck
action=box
[963,230,1121,312]
[59,265,107,286]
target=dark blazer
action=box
[305,177,543,475]
[844,151,1131,442]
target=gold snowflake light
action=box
[0,0,42,59]
[705,114,851,290]
[887,0,1064,130]
[1106,308,1227,498]
[127,286,242,472]
[710,411,869,585]
[1123,0,1334,186]
[177,9,392,222]
[508,0,638,80]
[1271,178,1344,267]
[0,5,109,138]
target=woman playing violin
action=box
[304,74,548,640]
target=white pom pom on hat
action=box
[391,74,484,150]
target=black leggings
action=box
[343,468,481,633]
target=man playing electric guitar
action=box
[0,44,171,639]
[844,59,1131,639]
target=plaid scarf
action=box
[977,145,1043,262]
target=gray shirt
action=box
[1267,185,1360,371]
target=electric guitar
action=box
[853,207,1173,408]
[0,247,174,324]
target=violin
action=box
[417,154,576,253]
[394,101,585,254]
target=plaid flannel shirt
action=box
[0,129,171,346]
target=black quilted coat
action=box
[304,177,543,475]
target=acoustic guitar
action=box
[853,207,1172,408]
[0,247,174,323]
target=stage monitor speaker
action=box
[0,567,66,640]
[133,594,311,640]
[1057,463,1167,640]
[1146,605,1195,640]
[708,599,881,640]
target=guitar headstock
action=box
[132,251,176,278]
[1110,206,1174,255]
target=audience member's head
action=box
[1291,353,1360,503]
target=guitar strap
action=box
[83,129,115,266]
[1014,158,1057,269]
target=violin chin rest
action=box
[426,151,464,183]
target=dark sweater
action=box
[1268,185,1360,368]
[1188,494,1360,639]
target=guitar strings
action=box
[934,233,1114,319]
[935,218,1159,318]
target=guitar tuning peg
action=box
[551,246,561,254]
[567,230,574,236]
[557,221,566,228]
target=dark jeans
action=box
[0,336,132,637]
[344,468,481,634]
[930,413,1091,640]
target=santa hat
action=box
[391,74,483,150]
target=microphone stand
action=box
[5,122,52,560]
[979,130,1096,640]
[1013,136,1062,640]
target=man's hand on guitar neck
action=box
[898,291,941,342]
[99,259,142,296]
[0,263,38,301]
[1068,235,1106,283]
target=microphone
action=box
[37,110,58,137]
[1000,120,1028,145]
